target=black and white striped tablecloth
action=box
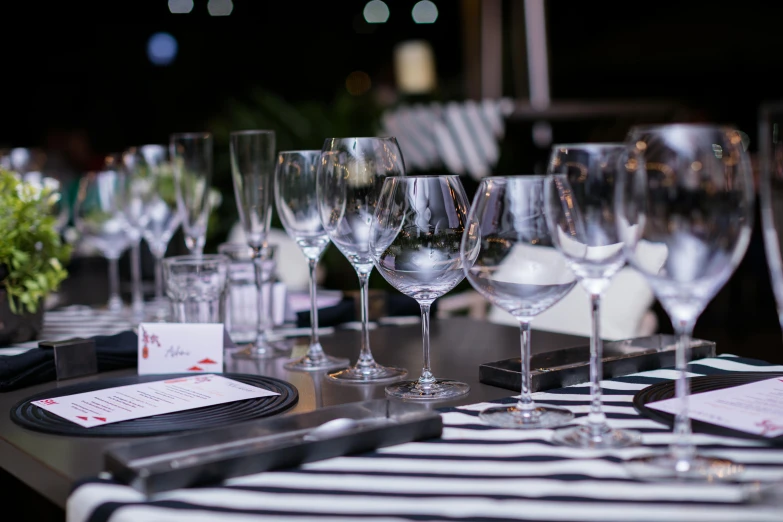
[67,355,783,522]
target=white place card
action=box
[647,376,783,438]
[138,323,225,375]
[31,374,279,428]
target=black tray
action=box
[104,398,443,495]
[633,372,783,446]
[10,373,298,437]
[479,334,716,393]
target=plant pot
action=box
[0,289,44,345]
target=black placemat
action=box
[633,372,783,446]
[10,373,298,437]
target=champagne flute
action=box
[371,175,470,400]
[317,137,407,383]
[545,144,641,448]
[461,176,577,427]
[275,150,350,371]
[616,124,754,480]
[229,129,280,359]
[170,132,212,256]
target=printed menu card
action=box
[647,376,783,438]
[31,374,279,428]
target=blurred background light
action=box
[363,0,390,24]
[394,40,437,94]
[207,0,233,16]
[345,71,372,96]
[412,1,438,24]
[147,32,178,66]
[168,0,193,14]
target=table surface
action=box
[0,317,586,508]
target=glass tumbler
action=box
[163,254,229,323]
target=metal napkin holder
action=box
[479,334,716,393]
[104,399,442,496]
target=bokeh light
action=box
[147,32,178,66]
[168,0,193,14]
[363,0,390,24]
[412,1,438,23]
[346,71,372,96]
[207,0,233,16]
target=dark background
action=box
[1,0,782,363]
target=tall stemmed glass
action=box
[461,176,577,427]
[617,124,754,480]
[122,147,151,321]
[230,130,279,359]
[73,169,134,312]
[170,132,213,256]
[275,150,350,371]
[371,175,470,400]
[317,137,407,383]
[759,103,783,330]
[127,145,183,319]
[544,143,641,448]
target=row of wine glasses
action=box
[358,124,753,484]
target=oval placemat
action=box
[633,372,783,446]
[10,373,298,437]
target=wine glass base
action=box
[285,354,350,372]
[552,424,641,449]
[385,379,470,401]
[479,404,574,429]
[327,364,407,384]
[231,342,283,360]
[624,452,745,481]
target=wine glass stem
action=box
[588,292,607,436]
[130,240,144,314]
[252,247,271,343]
[516,319,534,412]
[356,271,377,369]
[418,302,435,389]
[154,256,164,300]
[671,324,696,470]
[107,257,122,312]
[306,258,324,359]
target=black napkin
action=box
[296,298,356,328]
[0,331,138,393]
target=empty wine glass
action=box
[125,145,183,320]
[122,147,151,321]
[371,175,470,400]
[276,150,350,372]
[616,124,754,480]
[317,137,407,383]
[73,168,134,312]
[544,143,641,448]
[230,129,280,359]
[170,132,213,256]
[461,176,577,427]
[759,103,783,330]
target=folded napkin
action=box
[0,331,137,393]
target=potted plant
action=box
[0,168,71,344]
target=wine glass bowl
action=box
[462,176,577,427]
[616,124,754,480]
[545,143,642,449]
[371,175,471,400]
[317,137,407,383]
[275,150,349,372]
[170,132,213,256]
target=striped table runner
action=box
[67,355,783,522]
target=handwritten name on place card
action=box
[648,376,783,438]
[138,322,225,375]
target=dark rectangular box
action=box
[479,334,716,393]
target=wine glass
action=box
[170,132,213,256]
[461,176,577,427]
[275,150,350,371]
[317,137,407,383]
[125,145,183,320]
[370,175,470,400]
[73,168,134,312]
[229,129,280,359]
[544,143,641,448]
[616,124,754,480]
[759,104,783,330]
[122,147,152,321]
